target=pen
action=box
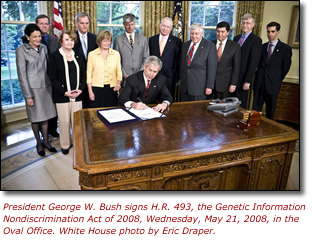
[137,97,143,103]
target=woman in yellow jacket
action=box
[87,30,122,108]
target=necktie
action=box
[187,42,196,66]
[217,42,222,62]
[41,36,47,46]
[81,35,87,60]
[129,34,134,48]
[267,43,273,60]
[159,36,165,56]
[238,34,245,46]
[145,80,150,102]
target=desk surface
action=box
[73,101,298,175]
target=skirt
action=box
[26,85,57,123]
[89,85,118,108]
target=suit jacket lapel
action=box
[267,40,282,64]
[136,71,147,102]
[148,77,158,102]
[161,34,173,57]
[191,39,205,63]
[153,34,161,57]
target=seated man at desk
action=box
[119,56,173,112]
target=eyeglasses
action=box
[241,21,253,25]
[102,40,111,44]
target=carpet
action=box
[1,138,79,190]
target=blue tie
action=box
[81,35,87,60]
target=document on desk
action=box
[127,107,166,120]
[97,108,137,124]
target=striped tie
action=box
[187,42,196,66]
[238,34,245,47]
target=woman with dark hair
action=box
[16,23,57,156]
[49,30,86,155]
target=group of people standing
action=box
[16,11,292,157]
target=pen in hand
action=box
[133,97,147,110]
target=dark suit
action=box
[49,50,86,103]
[233,32,262,108]
[119,71,173,106]
[210,39,241,99]
[180,38,217,101]
[73,31,98,108]
[149,34,181,99]
[253,40,292,119]
[42,34,60,54]
[74,31,98,61]
[41,34,60,135]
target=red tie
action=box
[187,42,196,66]
[145,80,150,102]
[238,34,245,46]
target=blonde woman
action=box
[87,30,122,108]
[49,30,86,155]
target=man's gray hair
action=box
[144,56,162,71]
[75,12,90,22]
[123,13,136,24]
[160,17,173,26]
[241,13,255,23]
[190,23,204,33]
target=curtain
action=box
[144,1,190,42]
[235,1,265,37]
[47,1,97,34]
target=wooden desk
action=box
[73,101,298,190]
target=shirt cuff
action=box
[124,101,134,108]
[163,100,170,107]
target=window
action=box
[1,1,39,108]
[97,1,141,40]
[190,1,237,41]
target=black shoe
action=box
[36,145,45,157]
[49,131,59,137]
[42,142,58,153]
[61,148,69,155]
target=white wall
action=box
[262,1,299,80]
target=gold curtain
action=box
[235,1,265,37]
[144,1,190,42]
[47,1,97,34]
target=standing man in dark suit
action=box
[73,12,98,108]
[119,56,173,112]
[180,23,217,101]
[253,22,292,119]
[149,17,182,100]
[35,14,60,138]
[210,21,241,100]
[114,13,149,87]
[233,14,262,109]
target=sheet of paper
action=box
[98,108,137,123]
[128,107,165,120]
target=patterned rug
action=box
[1,138,79,190]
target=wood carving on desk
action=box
[237,110,262,130]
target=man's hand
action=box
[205,88,213,95]
[152,102,168,112]
[229,85,236,93]
[243,82,250,90]
[132,102,147,110]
